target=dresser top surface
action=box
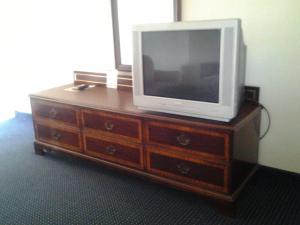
[30,84,260,130]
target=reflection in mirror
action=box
[111,0,181,72]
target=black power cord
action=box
[259,103,271,140]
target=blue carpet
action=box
[0,113,299,225]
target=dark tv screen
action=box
[142,29,220,103]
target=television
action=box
[132,19,246,122]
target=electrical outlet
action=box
[245,86,260,103]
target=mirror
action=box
[111,0,181,72]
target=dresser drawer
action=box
[35,123,82,152]
[84,134,143,169]
[146,147,228,193]
[145,121,230,161]
[82,110,142,143]
[31,100,79,126]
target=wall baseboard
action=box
[259,165,300,178]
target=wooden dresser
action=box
[30,84,261,213]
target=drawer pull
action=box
[48,108,58,119]
[104,121,114,131]
[51,131,62,141]
[105,146,117,155]
[176,133,191,146]
[176,163,190,175]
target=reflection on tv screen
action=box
[142,30,220,103]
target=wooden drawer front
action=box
[31,100,79,126]
[84,135,143,169]
[147,148,227,192]
[35,124,81,152]
[82,110,142,143]
[145,121,229,160]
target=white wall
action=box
[182,0,300,173]
[0,0,114,115]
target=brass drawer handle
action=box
[105,146,117,155]
[48,108,58,119]
[51,131,62,141]
[176,133,191,146]
[104,121,114,131]
[176,163,190,175]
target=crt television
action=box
[132,19,246,122]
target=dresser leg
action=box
[34,142,45,155]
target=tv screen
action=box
[142,30,221,103]
[133,19,245,122]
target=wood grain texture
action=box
[29,84,260,131]
[73,71,107,86]
[146,146,228,193]
[35,123,82,152]
[117,77,133,86]
[145,120,230,162]
[82,109,142,143]
[83,134,143,169]
[230,112,261,192]
[31,99,80,127]
[30,85,261,206]
[33,140,235,202]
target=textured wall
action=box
[182,0,300,173]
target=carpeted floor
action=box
[0,113,299,225]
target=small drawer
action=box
[84,134,143,169]
[82,110,142,143]
[147,147,227,192]
[145,121,230,161]
[35,123,82,152]
[31,100,79,126]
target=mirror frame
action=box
[111,0,181,72]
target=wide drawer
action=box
[84,134,143,169]
[35,123,82,152]
[145,120,230,161]
[82,109,142,143]
[31,99,79,126]
[146,146,228,193]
